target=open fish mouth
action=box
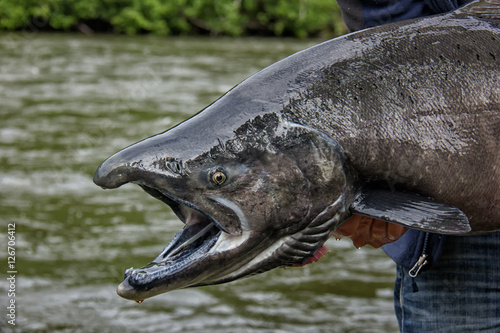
[117,185,226,301]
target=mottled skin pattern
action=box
[94,1,499,300]
[283,8,500,231]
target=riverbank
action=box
[0,0,347,38]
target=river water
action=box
[0,33,398,332]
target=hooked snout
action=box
[93,132,188,190]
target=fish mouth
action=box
[115,183,338,301]
[117,185,227,301]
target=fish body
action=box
[94,0,500,301]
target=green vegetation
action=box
[0,0,347,37]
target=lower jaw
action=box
[117,234,220,300]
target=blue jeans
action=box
[394,232,500,332]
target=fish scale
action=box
[94,0,500,301]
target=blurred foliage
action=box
[0,0,347,37]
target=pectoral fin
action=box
[349,189,471,234]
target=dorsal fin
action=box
[456,0,500,20]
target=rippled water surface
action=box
[0,33,398,332]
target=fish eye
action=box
[211,171,227,185]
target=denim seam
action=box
[400,270,406,333]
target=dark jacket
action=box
[337,0,470,31]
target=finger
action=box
[351,218,372,248]
[334,215,362,238]
[387,222,407,241]
[366,219,387,248]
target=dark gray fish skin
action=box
[94,0,500,301]
[283,4,500,232]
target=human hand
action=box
[333,214,407,248]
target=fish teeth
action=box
[124,267,134,279]
[126,235,220,286]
